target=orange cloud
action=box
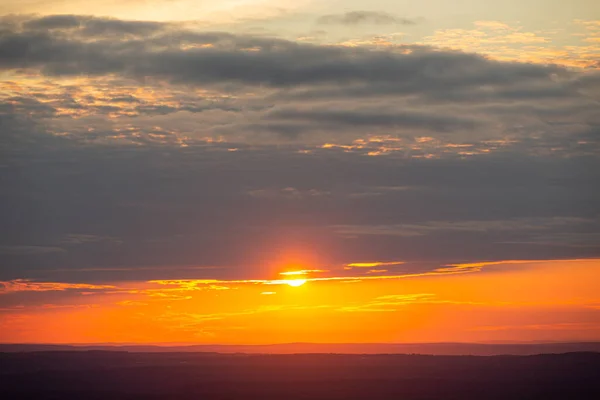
[420,20,600,69]
[279,270,327,276]
[347,261,405,268]
[0,279,116,294]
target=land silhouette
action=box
[2,341,600,355]
[1,344,599,399]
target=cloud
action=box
[266,108,481,132]
[143,258,562,287]
[2,15,597,148]
[60,234,123,246]
[279,270,327,275]
[0,15,599,283]
[0,17,564,89]
[22,14,168,36]
[0,279,115,294]
[346,261,405,268]
[337,293,437,312]
[472,322,600,331]
[333,217,597,237]
[0,246,65,255]
[247,187,330,199]
[420,20,600,69]
[316,11,418,26]
[1,139,598,281]
[22,14,83,30]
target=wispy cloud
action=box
[421,19,600,68]
[333,217,596,237]
[472,322,600,331]
[0,279,115,294]
[346,261,405,268]
[279,270,327,275]
[317,11,419,26]
[0,246,65,255]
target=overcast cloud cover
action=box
[1,10,599,285]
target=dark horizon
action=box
[4,341,600,356]
[2,351,600,399]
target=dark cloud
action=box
[266,108,481,132]
[23,15,82,30]
[0,245,65,255]
[1,96,56,117]
[3,16,591,143]
[317,11,418,26]
[1,124,599,282]
[0,18,563,89]
[0,15,598,284]
[79,18,167,37]
[110,95,140,103]
[22,14,167,36]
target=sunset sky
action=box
[1,0,599,344]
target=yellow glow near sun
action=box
[280,269,327,276]
[280,271,307,276]
[285,279,307,287]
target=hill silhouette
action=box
[2,341,600,355]
[1,351,599,399]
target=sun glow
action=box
[285,279,307,287]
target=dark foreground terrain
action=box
[4,341,600,355]
[1,351,599,400]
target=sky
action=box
[0,0,599,344]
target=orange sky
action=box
[1,258,598,344]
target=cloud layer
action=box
[316,11,418,26]
[0,14,599,284]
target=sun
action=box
[285,279,307,287]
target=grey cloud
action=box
[4,21,587,145]
[109,95,141,103]
[317,11,418,26]
[500,232,600,248]
[1,127,599,282]
[1,15,599,283]
[22,14,167,36]
[248,187,331,199]
[23,15,82,30]
[266,83,581,105]
[3,15,592,144]
[0,245,65,255]
[60,234,123,246]
[1,96,56,117]
[80,18,166,37]
[267,108,481,132]
[332,217,597,237]
[0,19,564,90]
[233,121,314,139]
